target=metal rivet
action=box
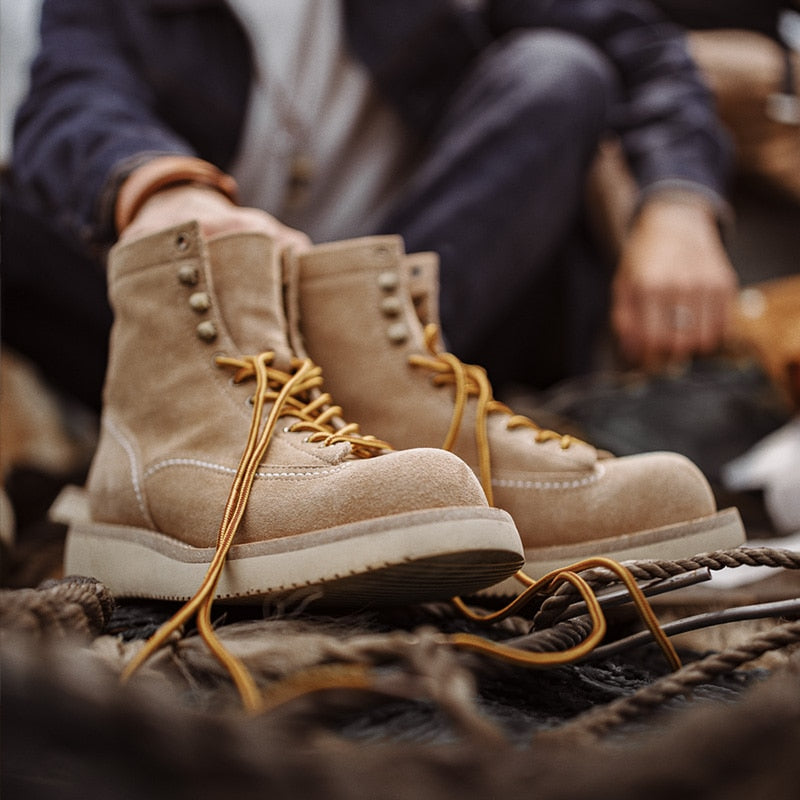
[196,320,218,342]
[189,291,211,312]
[380,296,402,317]
[386,322,409,344]
[178,265,199,286]
[176,233,191,252]
[377,271,399,291]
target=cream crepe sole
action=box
[483,506,747,596]
[57,489,523,605]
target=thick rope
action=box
[508,617,595,655]
[0,576,114,639]
[452,557,681,671]
[552,617,800,740]
[112,546,797,716]
[533,546,800,628]
[6,542,792,733]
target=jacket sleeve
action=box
[11,0,198,249]
[488,0,733,208]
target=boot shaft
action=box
[102,223,303,460]
[91,223,357,534]
[291,235,740,569]
[292,236,598,473]
[291,235,461,454]
[74,224,525,608]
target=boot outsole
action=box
[59,494,524,606]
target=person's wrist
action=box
[115,156,238,235]
[635,182,734,234]
[639,192,717,221]
[631,194,725,243]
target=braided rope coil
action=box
[0,575,114,639]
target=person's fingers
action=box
[661,281,734,362]
[690,293,718,355]
[256,216,312,252]
[640,287,672,367]
[200,207,312,251]
[624,290,703,371]
[121,184,313,252]
[611,281,644,364]
[697,282,736,355]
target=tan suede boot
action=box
[290,236,745,586]
[64,224,523,605]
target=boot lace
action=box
[257,555,681,715]
[121,351,392,711]
[405,327,679,671]
[120,349,679,714]
[408,323,580,506]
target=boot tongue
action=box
[206,232,294,369]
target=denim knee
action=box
[478,29,619,130]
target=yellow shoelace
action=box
[121,347,679,714]
[406,326,680,672]
[451,556,681,670]
[120,351,392,712]
[255,555,681,715]
[408,323,578,506]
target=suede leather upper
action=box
[88,224,501,549]
[295,236,720,549]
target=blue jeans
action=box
[380,30,620,389]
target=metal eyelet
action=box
[196,320,218,342]
[178,265,199,286]
[377,271,399,292]
[380,296,402,317]
[386,322,409,344]
[176,232,191,252]
[189,291,211,312]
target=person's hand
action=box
[119,183,312,252]
[611,197,738,370]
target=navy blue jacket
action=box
[11,0,730,250]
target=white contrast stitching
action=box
[492,463,605,490]
[104,416,150,521]
[144,457,348,480]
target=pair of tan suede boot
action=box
[64,223,744,605]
